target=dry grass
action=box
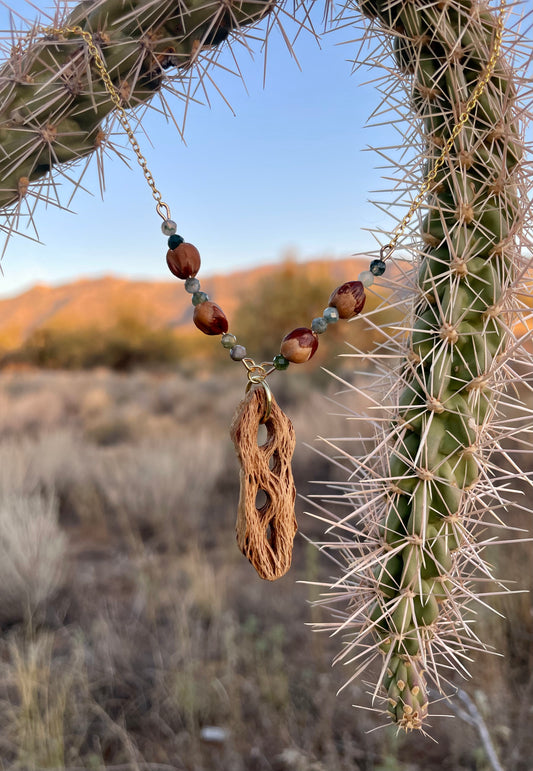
[0,494,66,626]
[0,368,529,769]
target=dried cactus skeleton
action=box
[0,0,532,735]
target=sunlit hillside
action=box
[0,256,371,351]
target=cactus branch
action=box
[311,0,533,731]
[0,0,321,248]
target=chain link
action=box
[40,25,172,221]
[242,358,276,382]
[380,0,506,261]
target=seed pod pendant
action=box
[230,385,297,581]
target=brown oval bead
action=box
[280,327,319,364]
[193,301,229,336]
[328,280,366,320]
[166,242,201,280]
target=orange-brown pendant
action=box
[230,385,297,581]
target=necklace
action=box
[34,5,505,580]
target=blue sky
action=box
[0,0,396,297]
[0,0,530,297]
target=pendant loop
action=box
[241,358,275,423]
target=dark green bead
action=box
[273,354,290,371]
[370,258,386,276]
[168,234,185,249]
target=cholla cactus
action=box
[311,0,532,731]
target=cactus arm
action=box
[0,0,272,210]
[315,0,531,731]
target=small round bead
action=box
[192,291,209,306]
[280,328,319,364]
[168,234,184,249]
[359,270,375,287]
[167,242,201,280]
[328,281,366,320]
[221,333,237,349]
[323,306,339,324]
[230,345,247,361]
[183,278,200,294]
[193,301,228,335]
[273,354,290,371]
[161,218,177,236]
[184,277,201,294]
[311,317,328,334]
[370,258,386,276]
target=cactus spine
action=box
[313,0,532,731]
[0,0,270,212]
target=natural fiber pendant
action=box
[230,385,297,581]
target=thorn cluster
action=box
[0,0,318,252]
[309,0,533,731]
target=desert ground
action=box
[0,366,530,770]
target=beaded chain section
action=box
[37,4,506,580]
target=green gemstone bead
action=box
[273,354,290,371]
[221,333,237,349]
[370,258,386,276]
[230,345,247,361]
[184,277,200,294]
[161,218,177,236]
[192,291,209,306]
[323,306,339,324]
[359,270,375,287]
[311,317,328,334]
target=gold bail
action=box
[242,358,275,423]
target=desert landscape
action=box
[0,261,530,769]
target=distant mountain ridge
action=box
[0,256,369,350]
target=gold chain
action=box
[41,0,505,249]
[379,0,506,261]
[40,25,172,221]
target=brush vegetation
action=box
[0,368,528,767]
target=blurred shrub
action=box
[0,493,66,625]
[2,311,182,371]
[92,431,226,547]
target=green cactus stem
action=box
[313,0,531,732]
[0,0,271,210]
